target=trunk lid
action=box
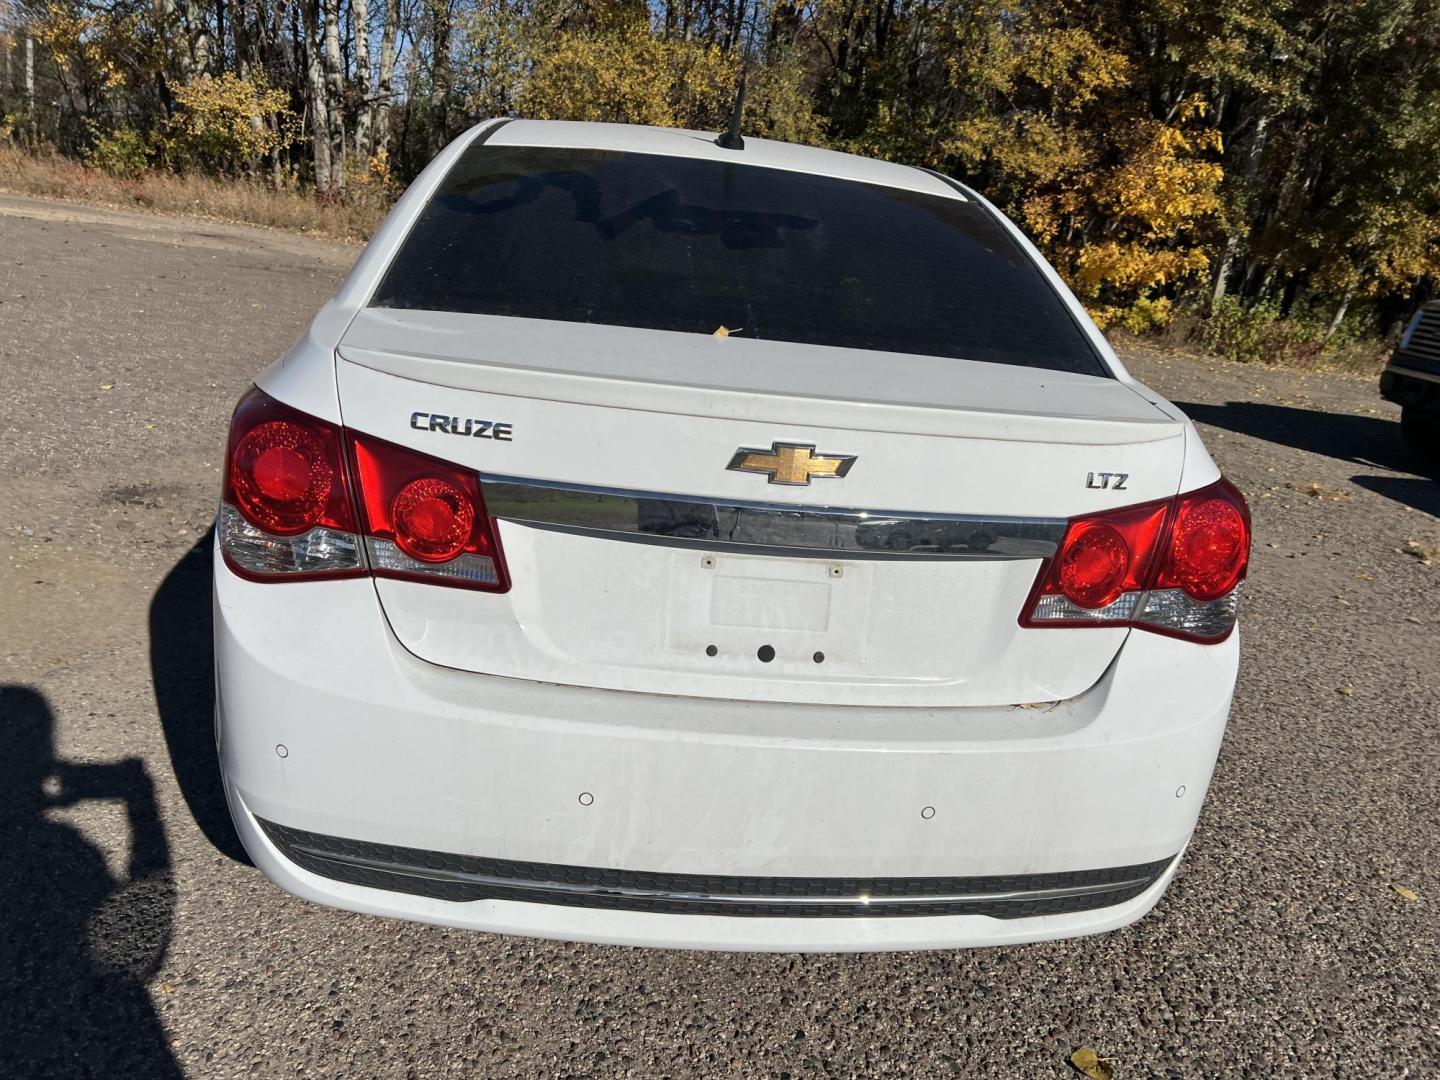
[333,309,1185,707]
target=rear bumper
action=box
[215,542,1236,951]
[1381,361,1440,409]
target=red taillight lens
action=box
[1057,523,1130,608]
[1155,479,1250,601]
[348,432,508,592]
[224,388,356,535]
[1022,498,1170,623]
[220,388,363,580]
[232,422,332,533]
[1020,478,1249,642]
[391,477,475,562]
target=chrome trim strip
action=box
[290,842,1156,909]
[480,474,1064,560]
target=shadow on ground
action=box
[149,528,249,864]
[0,685,184,1079]
[1176,400,1433,475]
[1350,474,1440,518]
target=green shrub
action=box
[1188,295,1391,371]
[1200,297,1315,365]
[84,125,154,178]
[1119,295,1175,335]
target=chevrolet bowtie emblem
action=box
[726,442,857,486]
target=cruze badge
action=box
[727,442,857,486]
[411,411,513,441]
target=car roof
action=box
[481,119,963,201]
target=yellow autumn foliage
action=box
[1023,108,1224,328]
[32,3,138,89]
[517,16,821,144]
[166,74,299,175]
[521,21,728,128]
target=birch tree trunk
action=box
[428,0,452,157]
[321,0,346,191]
[153,0,196,79]
[1325,287,1353,342]
[185,0,212,73]
[1211,112,1271,312]
[302,0,333,191]
[371,0,398,157]
[1210,232,1240,312]
[352,0,371,159]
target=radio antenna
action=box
[715,4,754,151]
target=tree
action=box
[4,0,1435,336]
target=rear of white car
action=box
[214,119,1248,951]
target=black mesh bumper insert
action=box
[259,818,1174,920]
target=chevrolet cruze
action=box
[215,118,1249,951]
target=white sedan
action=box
[214,119,1248,952]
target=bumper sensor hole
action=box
[813,651,825,664]
[757,644,776,663]
[705,644,718,657]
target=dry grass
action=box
[0,147,390,243]
[1143,312,1392,378]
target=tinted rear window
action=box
[372,145,1106,376]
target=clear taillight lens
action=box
[218,388,509,591]
[1021,478,1250,643]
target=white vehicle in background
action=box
[214,118,1249,952]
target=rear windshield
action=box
[372,145,1107,376]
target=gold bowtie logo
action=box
[726,442,857,486]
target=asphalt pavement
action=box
[1,195,1436,1078]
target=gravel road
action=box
[1,194,1437,1079]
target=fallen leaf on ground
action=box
[1288,481,1349,500]
[1404,540,1437,566]
[100,383,114,390]
[1070,1047,1115,1080]
[1392,884,1420,902]
[712,325,743,338]
[1336,686,1354,696]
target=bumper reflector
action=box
[260,818,1174,920]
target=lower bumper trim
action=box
[258,818,1174,920]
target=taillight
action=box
[220,388,363,580]
[348,432,509,592]
[218,387,509,591]
[1153,479,1249,600]
[1021,478,1249,643]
